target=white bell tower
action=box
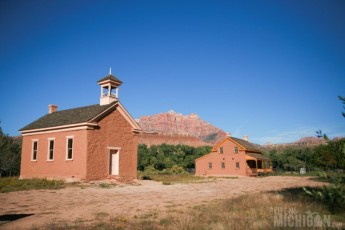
[97,69,123,105]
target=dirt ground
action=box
[0,176,326,229]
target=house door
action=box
[109,149,119,175]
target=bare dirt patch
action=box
[0,176,326,229]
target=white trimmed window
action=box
[47,138,55,161]
[219,147,223,154]
[234,146,239,153]
[208,162,212,169]
[32,140,38,161]
[66,137,74,160]
[236,162,240,168]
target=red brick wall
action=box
[195,139,247,176]
[86,108,138,180]
[20,129,88,181]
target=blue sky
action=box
[1,0,344,144]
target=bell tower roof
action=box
[97,74,123,86]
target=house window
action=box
[48,139,54,161]
[234,146,239,153]
[236,162,240,168]
[219,147,223,154]
[208,162,212,169]
[221,162,225,169]
[32,140,38,161]
[66,137,73,160]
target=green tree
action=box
[312,96,345,170]
[137,143,211,172]
[0,125,21,177]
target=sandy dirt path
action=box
[0,176,325,229]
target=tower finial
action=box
[109,67,112,75]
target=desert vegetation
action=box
[0,177,65,193]
[138,165,207,185]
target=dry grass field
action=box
[0,176,341,229]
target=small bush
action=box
[142,175,151,180]
[98,183,113,189]
[138,165,159,180]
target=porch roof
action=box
[245,152,271,161]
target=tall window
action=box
[221,162,225,169]
[234,146,239,153]
[66,137,73,160]
[32,140,38,161]
[48,139,54,160]
[219,147,223,154]
[208,162,212,169]
[236,162,240,168]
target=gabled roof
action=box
[230,137,262,153]
[20,102,117,131]
[212,136,262,153]
[97,74,123,84]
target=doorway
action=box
[109,149,119,175]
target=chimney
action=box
[243,135,249,142]
[48,104,58,114]
[226,132,231,138]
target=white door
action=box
[110,149,119,175]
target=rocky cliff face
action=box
[137,110,226,145]
[138,133,211,147]
[296,136,327,145]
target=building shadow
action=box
[0,214,34,225]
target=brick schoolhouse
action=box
[19,72,142,181]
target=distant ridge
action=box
[136,110,226,146]
[262,136,328,149]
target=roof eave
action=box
[20,122,98,135]
[117,102,143,132]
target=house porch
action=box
[245,153,272,176]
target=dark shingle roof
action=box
[20,102,116,131]
[231,137,262,152]
[97,74,123,84]
[246,152,270,160]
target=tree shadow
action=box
[271,186,343,214]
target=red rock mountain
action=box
[295,136,327,145]
[136,110,226,146]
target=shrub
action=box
[139,165,159,180]
[170,165,188,174]
[303,172,345,212]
